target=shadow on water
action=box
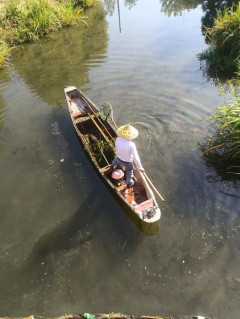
[199,141,240,194]
[0,186,152,314]
[26,188,104,265]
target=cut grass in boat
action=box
[0,0,86,45]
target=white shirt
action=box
[115,137,143,170]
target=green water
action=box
[0,0,240,318]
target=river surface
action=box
[0,0,240,318]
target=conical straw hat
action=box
[117,124,138,140]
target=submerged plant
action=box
[0,41,17,68]
[198,47,238,73]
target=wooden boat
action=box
[64,85,161,223]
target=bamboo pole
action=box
[142,172,165,202]
[87,113,116,153]
[98,147,109,165]
[109,114,118,130]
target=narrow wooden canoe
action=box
[64,85,161,223]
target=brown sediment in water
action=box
[0,313,212,319]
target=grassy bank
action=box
[198,3,240,75]
[199,4,240,176]
[201,95,240,174]
[0,0,88,46]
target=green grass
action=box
[201,95,240,174]
[205,3,240,60]
[0,0,86,45]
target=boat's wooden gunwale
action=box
[64,86,161,223]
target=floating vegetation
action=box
[0,0,86,46]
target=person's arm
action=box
[131,143,144,171]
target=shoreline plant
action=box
[198,3,240,75]
[201,94,240,174]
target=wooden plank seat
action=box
[68,95,92,117]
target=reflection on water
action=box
[124,0,138,9]
[160,0,235,33]
[102,0,139,15]
[13,5,109,106]
[160,0,199,17]
[0,69,9,156]
[200,0,235,30]
[0,0,240,318]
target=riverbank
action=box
[0,0,99,67]
[198,3,240,174]
[198,3,240,77]
[0,0,93,46]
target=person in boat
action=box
[112,124,145,188]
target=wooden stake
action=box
[142,172,165,202]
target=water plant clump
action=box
[0,41,17,68]
[205,3,240,60]
[201,94,240,174]
[0,0,85,46]
[198,47,238,74]
[199,3,240,75]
